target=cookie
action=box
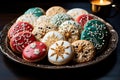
[16,14,37,26]
[22,41,47,62]
[32,22,57,41]
[10,31,36,53]
[48,40,74,65]
[41,31,65,48]
[59,20,81,43]
[76,14,95,28]
[67,8,88,20]
[46,6,66,16]
[72,40,95,63]
[80,20,110,51]
[50,13,72,27]
[24,7,45,17]
[8,22,33,39]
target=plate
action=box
[0,18,118,69]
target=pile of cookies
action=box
[7,6,110,65]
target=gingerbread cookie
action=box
[41,31,65,48]
[50,13,72,27]
[72,40,95,63]
[32,22,57,41]
[46,6,66,16]
[24,7,45,17]
[48,40,74,65]
[8,22,33,39]
[22,41,47,62]
[67,8,88,20]
[80,20,110,51]
[59,20,81,43]
[16,14,37,26]
[10,31,36,53]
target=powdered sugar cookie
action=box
[48,40,74,65]
[22,41,47,62]
[72,40,95,63]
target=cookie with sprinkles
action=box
[48,40,74,65]
[41,31,65,48]
[80,20,110,52]
[46,6,66,16]
[10,31,36,53]
[24,7,45,17]
[22,41,47,62]
[72,40,95,63]
[8,22,33,39]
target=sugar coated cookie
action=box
[16,14,37,26]
[48,40,74,65]
[8,22,33,39]
[72,40,95,63]
[46,6,66,16]
[10,31,36,53]
[42,31,65,47]
[50,13,72,27]
[24,7,45,17]
[22,41,47,62]
[67,8,88,20]
[81,20,110,51]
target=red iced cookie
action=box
[76,14,94,28]
[22,41,47,62]
[8,22,33,39]
[10,31,36,53]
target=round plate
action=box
[0,18,118,69]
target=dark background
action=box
[0,0,119,13]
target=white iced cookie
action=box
[67,8,88,20]
[59,20,82,43]
[16,14,37,27]
[48,40,74,65]
[41,31,65,48]
[32,22,57,41]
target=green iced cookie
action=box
[80,19,110,51]
[24,7,45,17]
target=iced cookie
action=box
[50,13,72,27]
[76,14,96,28]
[48,40,74,65]
[80,20,110,51]
[59,20,81,43]
[22,41,47,62]
[8,22,33,39]
[10,31,36,53]
[32,22,57,41]
[24,7,45,17]
[67,8,88,20]
[16,14,37,26]
[72,40,95,63]
[42,31,65,48]
[46,6,66,16]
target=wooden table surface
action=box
[0,2,120,80]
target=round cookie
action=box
[10,31,36,53]
[22,41,47,62]
[32,22,57,41]
[67,8,88,20]
[72,40,95,63]
[46,6,66,16]
[8,22,33,39]
[24,7,45,17]
[41,31,65,48]
[16,14,37,27]
[48,40,74,65]
[59,20,81,43]
[76,14,95,28]
[50,13,72,27]
[80,20,110,51]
